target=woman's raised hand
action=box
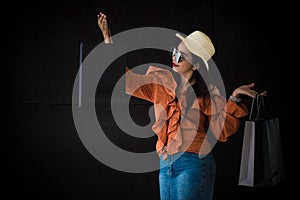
[97,12,112,43]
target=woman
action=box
[97,12,266,200]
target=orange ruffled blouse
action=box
[126,66,248,159]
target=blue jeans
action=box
[159,152,216,200]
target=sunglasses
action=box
[171,48,186,63]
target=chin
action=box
[172,67,179,72]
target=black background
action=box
[9,0,292,199]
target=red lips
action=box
[172,62,179,67]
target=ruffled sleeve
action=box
[126,66,181,157]
[200,90,249,142]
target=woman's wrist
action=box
[232,90,240,98]
[103,30,112,44]
[103,37,111,44]
[230,95,242,103]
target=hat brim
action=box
[175,33,209,71]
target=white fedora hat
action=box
[175,31,215,70]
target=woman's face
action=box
[172,42,195,74]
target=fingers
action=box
[259,91,267,97]
[97,12,109,34]
[238,83,255,97]
[97,12,107,24]
[98,12,106,20]
[248,90,258,98]
[234,82,267,99]
[97,12,106,19]
[247,82,255,88]
[249,90,267,98]
[245,83,268,98]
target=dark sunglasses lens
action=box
[176,53,182,63]
[171,48,183,63]
[171,48,176,56]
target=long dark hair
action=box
[171,54,211,112]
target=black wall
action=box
[9,0,291,199]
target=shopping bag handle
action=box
[249,94,264,121]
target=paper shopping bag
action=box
[238,96,285,187]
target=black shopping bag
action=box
[238,96,285,187]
